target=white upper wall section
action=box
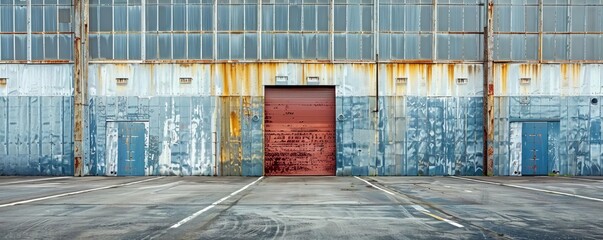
[0,64,73,96]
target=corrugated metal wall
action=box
[1,0,602,176]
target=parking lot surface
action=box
[0,176,601,239]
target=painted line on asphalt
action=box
[450,176,603,203]
[353,176,395,195]
[170,176,264,229]
[0,177,164,208]
[555,177,603,183]
[0,177,72,185]
[355,176,464,228]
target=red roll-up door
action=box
[264,87,336,176]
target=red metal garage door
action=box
[264,87,336,176]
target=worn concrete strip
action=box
[450,176,603,203]
[355,176,464,228]
[0,177,164,208]
[170,176,264,229]
[0,177,73,185]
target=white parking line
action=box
[0,177,72,185]
[353,176,395,195]
[170,176,264,229]
[450,176,603,203]
[355,176,464,228]
[0,177,164,208]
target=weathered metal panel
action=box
[264,87,336,176]
[0,64,73,96]
[495,64,603,96]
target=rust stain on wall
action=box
[500,64,508,94]
[447,64,455,87]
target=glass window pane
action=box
[275,5,287,31]
[188,5,201,31]
[88,34,99,61]
[99,6,112,31]
[217,34,229,59]
[379,34,390,60]
[493,34,511,60]
[58,34,72,60]
[303,6,316,31]
[99,34,113,59]
[362,34,373,60]
[245,4,257,31]
[361,5,372,32]
[334,5,346,31]
[15,34,27,60]
[15,6,27,32]
[1,6,14,32]
[317,33,329,59]
[173,34,186,59]
[145,5,157,31]
[114,6,127,31]
[32,34,44,59]
[173,5,186,31]
[392,5,404,31]
[347,5,360,32]
[129,6,141,31]
[509,6,525,32]
[231,34,243,59]
[158,5,171,31]
[146,33,157,59]
[391,34,404,59]
[463,34,479,60]
[316,5,329,31]
[231,5,244,31]
[32,6,44,32]
[437,34,449,60]
[261,33,273,59]
[128,34,141,59]
[44,34,58,59]
[334,34,346,59]
[525,6,538,32]
[347,34,360,59]
[158,34,171,59]
[274,33,288,59]
[0,35,13,60]
[44,6,58,32]
[404,34,419,59]
[261,5,273,31]
[437,6,448,31]
[201,5,213,31]
[217,5,230,30]
[188,34,201,59]
[114,34,127,59]
[289,5,301,31]
[494,6,510,32]
[303,34,316,59]
[464,6,479,32]
[245,33,257,59]
[420,6,432,31]
[289,34,301,59]
[201,33,213,59]
[58,7,72,32]
[420,34,432,59]
[379,5,390,31]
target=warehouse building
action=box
[0,0,602,176]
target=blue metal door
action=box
[117,122,146,176]
[522,122,548,176]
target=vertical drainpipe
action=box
[484,0,494,176]
[73,0,88,176]
[373,54,379,176]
